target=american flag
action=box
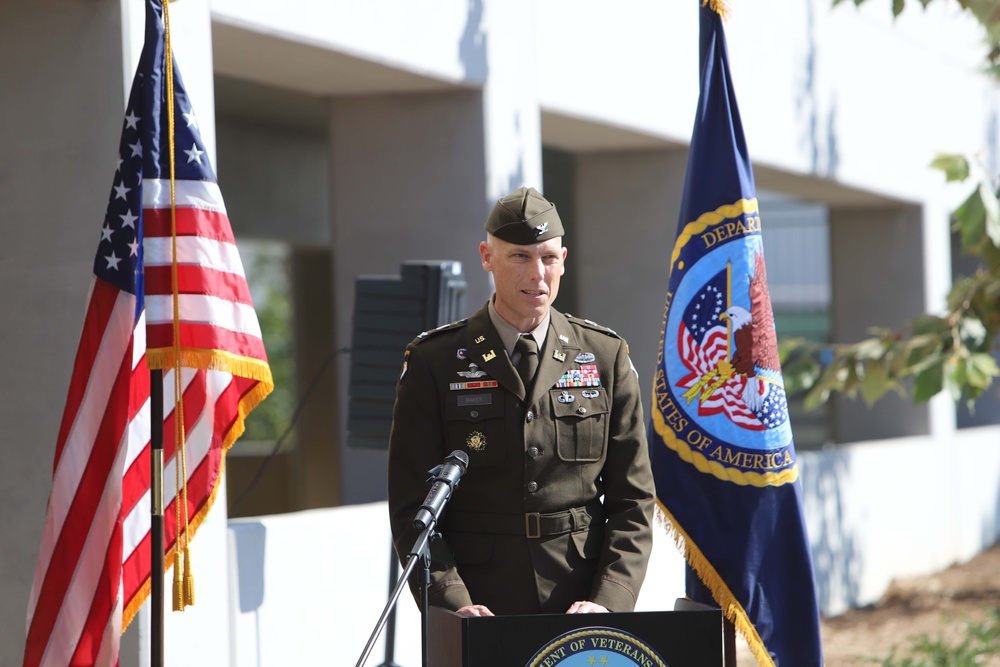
[23,1,272,665]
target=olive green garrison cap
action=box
[484,186,564,244]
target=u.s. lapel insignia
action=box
[482,350,497,363]
[474,335,486,344]
[574,352,596,364]
[553,350,566,362]
[557,390,575,404]
[558,334,569,344]
[467,431,486,451]
[457,363,487,378]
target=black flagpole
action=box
[150,369,164,667]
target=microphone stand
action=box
[355,451,467,667]
[355,519,438,667]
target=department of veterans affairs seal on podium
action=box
[527,627,669,667]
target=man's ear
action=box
[479,240,492,271]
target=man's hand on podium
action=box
[566,601,608,614]
[456,604,495,617]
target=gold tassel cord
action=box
[162,0,194,612]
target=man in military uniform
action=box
[387,186,655,617]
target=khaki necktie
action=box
[515,335,539,392]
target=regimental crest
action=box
[466,431,486,451]
[654,205,797,486]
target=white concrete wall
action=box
[801,425,1000,616]
[227,502,687,666]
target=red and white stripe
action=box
[24,178,269,666]
[677,323,764,429]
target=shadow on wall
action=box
[459,0,487,82]
[231,520,267,607]
[800,448,862,616]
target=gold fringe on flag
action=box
[655,502,775,667]
[703,0,731,20]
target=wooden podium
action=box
[426,603,724,666]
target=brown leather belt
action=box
[443,502,603,539]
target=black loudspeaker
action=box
[347,260,466,450]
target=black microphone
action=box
[412,450,469,531]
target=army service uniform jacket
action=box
[387,303,656,615]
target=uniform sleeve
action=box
[386,342,474,611]
[589,337,657,611]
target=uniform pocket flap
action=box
[549,388,610,419]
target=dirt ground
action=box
[737,541,1000,665]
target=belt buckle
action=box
[525,512,541,539]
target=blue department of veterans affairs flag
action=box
[23,1,272,665]
[648,3,823,666]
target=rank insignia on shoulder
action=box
[574,352,595,364]
[457,363,487,378]
[553,350,566,362]
[482,350,497,362]
[467,431,486,451]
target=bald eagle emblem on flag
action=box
[654,210,796,486]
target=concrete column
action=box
[573,149,689,384]
[828,205,930,443]
[328,90,492,504]
[0,2,124,664]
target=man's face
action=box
[480,235,567,332]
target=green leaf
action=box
[892,0,905,17]
[781,354,822,396]
[852,337,887,360]
[930,153,970,182]
[954,186,987,253]
[967,352,1000,388]
[861,360,891,405]
[957,316,989,350]
[913,362,944,402]
[910,314,949,337]
[982,237,1000,271]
